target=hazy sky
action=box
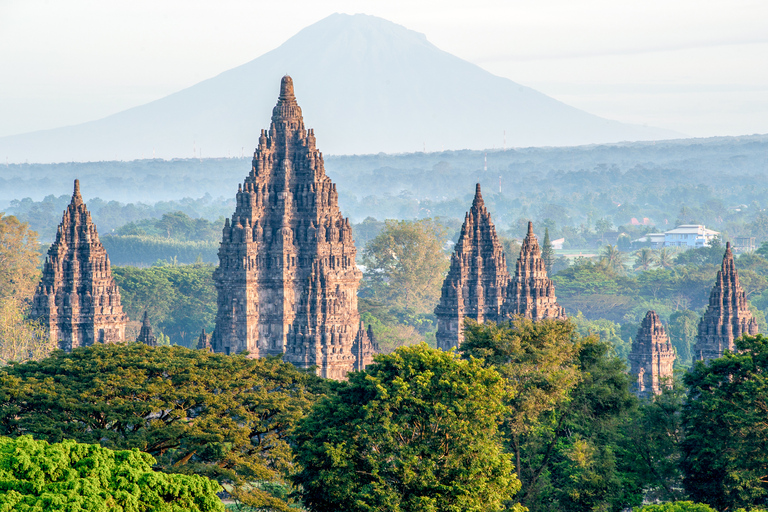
[1,0,766,139]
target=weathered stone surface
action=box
[212,76,376,379]
[197,328,212,351]
[629,310,675,398]
[31,180,128,350]
[136,311,157,347]
[503,222,566,321]
[693,242,758,362]
[435,184,511,350]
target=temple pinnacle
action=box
[72,179,82,204]
[527,221,534,236]
[279,75,295,101]
[472,183,484,207]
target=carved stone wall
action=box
[435,184,510,350]
[31,180,128,350]
[212,76,376,379]
[693,242,758,362]
[503,222,566,321]
[629,310,675,398]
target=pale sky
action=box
[1,0,767,139]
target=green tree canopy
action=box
[682,334,768,510]
[461,319,641,512]
[0,213,40,301]
[0,435,223,512]
[361,219,449,315]
[291,344,522,512]
[0,344,328,510]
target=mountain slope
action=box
[0,13,679,163]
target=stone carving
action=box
[503,221,566,321]
[435,184,511,350]
[212,76,376,379]
[136,311,157,347]
[31,180,128,350]
[693,242,758,363]
[629,310,675,397]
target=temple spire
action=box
[629,310,675,398]
[693,243,758,362]
[503,221,565,321]
[279,75,295,101]
[435,184,511,350]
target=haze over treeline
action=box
[0,14,679,164]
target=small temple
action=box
[435,188,566,349]
[31,180,128,350]
[435,184,511,350]
[197,328,212,351]
[628,310,675,397]
[693,242,758,363]
[211,76,376,379]
[136,311,157,347]
[503,221,566,321]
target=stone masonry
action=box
[629,310,675,398]
[693,242,758,363]
[31,180,128,350]
[435,184,511,350]
[503,221,566,321]
[212,76,376,379]
[136,311,157,347]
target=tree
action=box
[623,383,687,503]
[633,503,716,512]
[462,319,642,512]
[682,334,768,510]
[542,228,555,273]
[0,213,40,301]
[0,435,224,512]
[667,310,698,367]
[601,244,629,273]
[291,344,522,512]
[634,248,654,271]
[0,344,327,510]
[361,219,449,315]
[0,297,53,365]
[461,319,582,491]
[654,248,677,269]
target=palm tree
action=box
[653,247,676,269]
[600,244,629,273]
[634,248,653,271]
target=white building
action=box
[633,225,719,249]
[664,225,719,248]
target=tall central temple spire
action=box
[212,76,376,379]
[435,184,511,350]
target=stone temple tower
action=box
[629,310,675,398]
[503,222,566,321]
[31,180,128,351]
[212,76,376,379]
[435,184,511,350]
[693,242,758,363]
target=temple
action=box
[435,184,511,350]
[628,310,675,397]
[693,242,758,362]
[136,311,157,347]
[503,221,566,321]
[211,76,376,379]
[31,180,128,350]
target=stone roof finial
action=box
[72,179,83,205]
[726,241,731,251]
[527,221,534,236]
[279,75,295,101]
[142,310,150,327]
[472,183,484,207]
